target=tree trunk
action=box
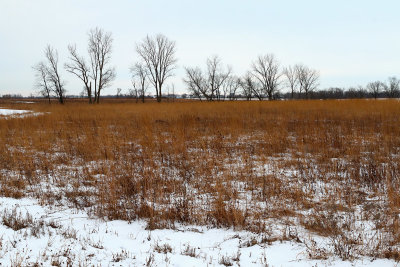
[157,87,162,102]
[88,82,93,104]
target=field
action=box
[0,99,399,266]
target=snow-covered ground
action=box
[0,197,396,266]
[0,107,44,118]
[14,101,36,104]
[0,108,31,116]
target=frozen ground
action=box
[13,101,36,104]
[0,108,31,116]
[0,107,44,118]
[0,197,396,266]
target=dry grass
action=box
[0,99,400,260]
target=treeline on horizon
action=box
[19,26,400,103]
[3,81,400,101]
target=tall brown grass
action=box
[0,99,400,259]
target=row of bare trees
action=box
[184,54,320,101]
[34,28,177,104]
[33,29,400,103]
[278,76,400,100]
[365,77,400,99]
[34,28,321,103]
[183,56,233,101]
[33,28,116,104]
[283,64,319,99]
[34,28,320,104]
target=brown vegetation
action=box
[0,99,400,260]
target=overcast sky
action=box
[1,0,400,96]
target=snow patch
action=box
[0,108,31,115]
[0,197,395,266]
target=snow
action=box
[0,197,396,266]
[0,108,44,118]
[0,108,31,116]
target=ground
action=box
[0,196,396,266]
[0,100,400,266]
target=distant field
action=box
[0,99,400,264]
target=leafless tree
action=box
[65,44,92,103]
[223,76,240,100]
[44,45,66,104]
[128,88,137,101]
[295,64,319,99]
[367,81,385,99]
[207,56,232,100]
[283,65,298,99]
[251,54,281,100]
[184,55,231,101]
[116,88,122,97]
[136,34,177,102]
[130,62,149,103]
[239,72,255,101]
[33,62,51,104]
[184,67,205,100]
[88,27,116,103]
[386,76,400,98]
[356,85,367,98]
[65,28,115,104]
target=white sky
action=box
[1,0,400,96]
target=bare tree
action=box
[251,54,281,100]
[184,55,231,101]
[184,67,205,101]
[88,27,116,103]
[44,45,66,104]
[136,34,177,102]
[65,28,115,104]
[239,72,255,101]
[295,64,319,99]
[65,44,93,103]
[283,65,298,99]
[386,76,400,98]
[367,81,385,99]
[128,88,137,101]
[33,62,51,104]
[223,76,240,100]
[207,56,232,101]
[356,85,367,98]
[116,88,122,97]
[130,62,149,103]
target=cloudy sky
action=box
[1,0,400,96]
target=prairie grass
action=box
[0,99,400,260]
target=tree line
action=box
[190,75,400,101]
[33,27,176,104]
[184,54,319,101]
[293,77,400,100]
[33,27,399,103]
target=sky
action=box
[1,0,400,96]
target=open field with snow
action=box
[0,99,400,266]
